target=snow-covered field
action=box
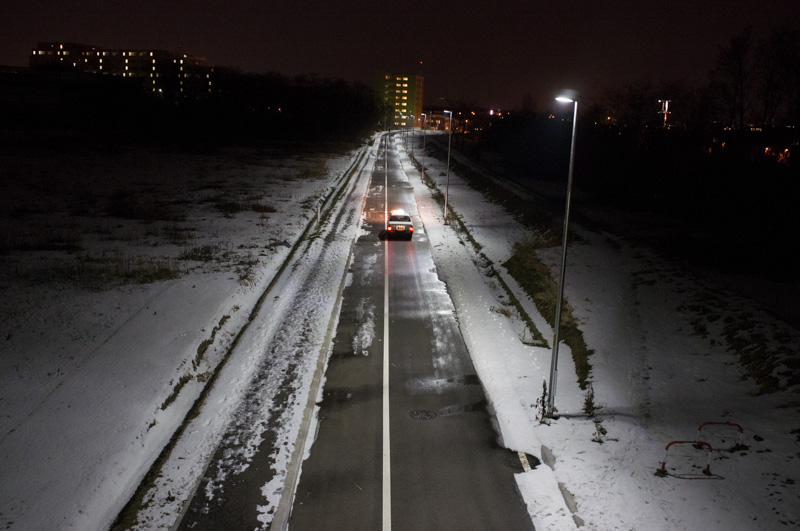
[0,144,367,529]
[1,134,798,530]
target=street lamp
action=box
[443,109,453,223]
[420,113,427,182]
[410,114,415,159]
[547,91,578,418]
[385,134,389,230]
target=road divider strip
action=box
[383,233,392,531]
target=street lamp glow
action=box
[443,110,453,224]
[547,91,579,418]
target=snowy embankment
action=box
[0,145,369,530]
[405,132,799,530]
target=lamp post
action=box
[443,109,453,223]
[385,134,389,230]
[547,92,578,418]
[420,113,427,182]
[410,114,415,159]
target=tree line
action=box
[579,26,800,134]
[465,26,799,280]
[0,66,379,147]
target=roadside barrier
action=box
[656,440,713,476]
[695,421,744,449]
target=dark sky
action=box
[3,1,798,109]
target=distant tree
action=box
[777,27,800,126]
[602,82,657,145]
[755,27,789,127]
[713,27,755,129]
[519,93,538,113]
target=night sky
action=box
[3,1,799,109]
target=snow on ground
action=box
[0,144,364,530]
[1,134,798,531]
[406,132,800,530]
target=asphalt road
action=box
[288,133,533,530]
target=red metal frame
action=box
[657,440,713,476]
[696,422,744,448]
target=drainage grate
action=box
[410,410,438,420]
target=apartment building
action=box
[377,73,424,129]
[30,42,212,99]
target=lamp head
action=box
[555,89,579,103]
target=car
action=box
[386,209,413,240]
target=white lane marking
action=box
[382,145,392,531]
[383,242,391,529]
